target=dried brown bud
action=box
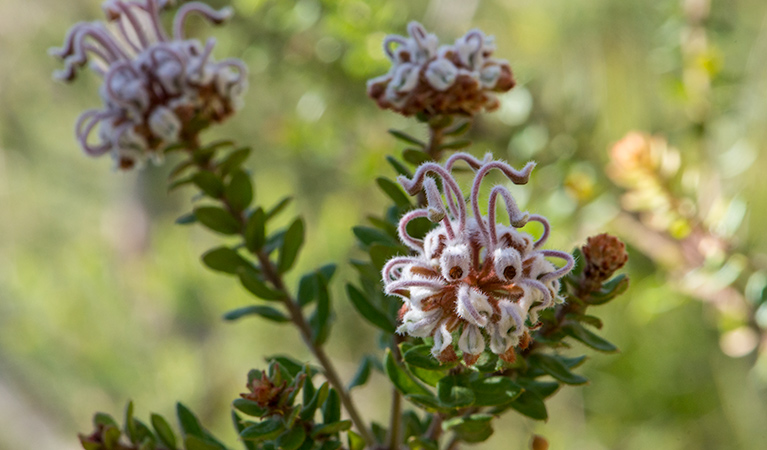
[531,434,549,450]
[582,233,629,283]
[242,372,290,411]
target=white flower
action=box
[455,284,493,327]
[458,324,486,355]
[424,58,458,91]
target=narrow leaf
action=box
[346,284,396,333]
[225,170,253,212]
[201,247,249,274]
[377,177,411,208]
[388,129,426,147]
[151,414,177,449]
[310,421,352,438]
[278,219,305,273]
[402,148,431,166]
[384,349,432,397]
[528,353,588,385]
[223,305,290,323]
[237,268,285,301]
[192,171,224,198]
[240,417,284,441]
[563,322,619,352]
[244,208,266,252]
[194,207,241,235]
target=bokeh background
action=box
[2,0,767,449]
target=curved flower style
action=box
[51,0,248,170]
[367,22,515,118]
[382,153,574,365]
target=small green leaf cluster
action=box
[169,141,337,343]
[78,401,227,450]
[233,357,352,450]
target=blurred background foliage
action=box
[1,0,767,448]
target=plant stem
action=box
[387,335,405,450]
[184,148,376,448]
[445,436,460,450]
[426,413,443,442]
[426,123,444,160]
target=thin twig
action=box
[183,147,376,448]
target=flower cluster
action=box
[383,153,574,365]
[51,0,247,170]
[367,22,515,118]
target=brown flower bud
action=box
[582,233,629,286]
[531,434,549,450]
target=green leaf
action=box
[201,247,249,274]
[124,401,137,444]
[563,322,619,352]
[386,156,412,177]
[405,394,444,411]
[518,379,560,399]
[300,382,329,421]
[561,355,588,369]
[403,345,452,371]
[267,197,293,221]
[528,353,588,385]
[369,244,403,272]
[218,147,251,175]
[277,426,306,450]
[278,219,305,273]
[233,398,266,417]
[268,355,307,378]
[192,171,224,198]
[151,414,177,449]
[184,436,220,450]
[175,212,197,225]
[133,419,155,446]
[169,176,194,192]
[566,313,603,329]
[442,414,494,443]
[353,226,398,247]
[237,267,285,301]
[347,430,365,450]
[377,177,411,208]
[384,349,432,397]
[223,305,290,323]
[406,436,438,450]
[310,421,352,438]
[469,377,522,406]
[94,412,119,429]
[507,390,548,421]
[588,274,629,305]
[436,375,475,409]
[388,129,425,147]
[317,440,342,450]
[297,272,318,307]
[240,417,285,441]
[231,411,257,450]
[445,121,471,136]
[408,365,444,387]
[322,389,342,424]
[346,284,396,333]
[225,170,254,212]
[194,207,241,235]
[438,139,471,150]
[348,355,373,391]
[176,403,204,439]
[244,208,266,252]
[310,274,331,345]
[402,148,431,166]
